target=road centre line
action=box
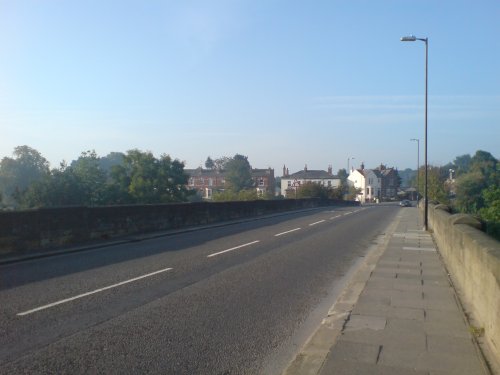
[330,215,342,220]
[309,220,325,226]
[17,267,173,316]
[343,212,353,216]
[207,240,260,258]
[274,228,301,237]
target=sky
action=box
[1,0,499,174]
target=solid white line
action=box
[274,228,301,237]
[17,267,173,316]
[309,220,325,226]
[207,240,260,258]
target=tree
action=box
[0,146,50,207]
[295,182,328,199]
[205,156,215,170]
[454,151,498,214]
[213,156,231,171]
[107,149,191,204]
[337,168,348,183]
[419,166,449,204]
[17,162,89,208]
[225,154,254,193]
[453,154,472,176]
[71,150,108,205]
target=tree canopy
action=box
[224,154,254,193]
[1,147,192,208]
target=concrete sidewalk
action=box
[283,207,490,375]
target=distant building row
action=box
[280,162,400,202]
[184,167,275,199]
[184,162,400,202]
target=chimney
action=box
[304,164,308,172]
[283,165,287,177]
[361,162,365,170]
[328,165,332,175]
[286,168,289,176]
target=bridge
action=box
[0,201,498,374]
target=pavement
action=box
[283,206,491,375]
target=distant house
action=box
[280,164,341,197]
[185,167,275,199]
[348,163,400,203]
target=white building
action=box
[281,165,341,197]
[348,164,381,203]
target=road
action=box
[0,204,400,374]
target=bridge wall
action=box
[0,199,358,255]
[427,203,500,366]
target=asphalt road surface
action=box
[0,204,400,374]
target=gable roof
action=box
[286,170,338,179]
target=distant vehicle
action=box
[399,199,412,207]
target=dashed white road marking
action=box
[274,228,301,237]
[309,220,326,226]
[17,267,174,316]
[207,240,260,258]
[330,215,342,220]
[403,246,436,252]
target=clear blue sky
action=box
[1,0,499,173]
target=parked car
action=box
[399,199,412,207]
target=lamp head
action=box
[401,35,417,42]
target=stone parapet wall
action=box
[0,199,358,255]
[426,203,500,367]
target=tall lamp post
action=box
[347,157,355,172]
[401,35,428,230]
[410,138,420,201]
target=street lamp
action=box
[347,157,355,172]
[410,138,420,201]
[401,35,429,231]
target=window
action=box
[328,181,331,186]
[259,178,264,186]
[209,178,213,186]
[189,178,194,186]
[287,181,291,187]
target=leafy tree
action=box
[213,156,231,171]
[479,185,500,223]
[107,149,191,204]
[419,166,449,204]
[225,154,254,193]
[296,182,329,199]
[0,146,50,206]
[453,154,472,176]
[17,162,89,208]
[454,170,486,213]
[454,151,498,214]
[99,152,125,173]
[337,168,348,183]
[71,150,108,205]
[346,185,361,201]
[212,189,259,202]
[205,156,215,170]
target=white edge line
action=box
[207,240,260,258]
[274,228,301,237]
[17,267,173,316]
[309,220,326,226]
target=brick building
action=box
[185,167,275,199]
